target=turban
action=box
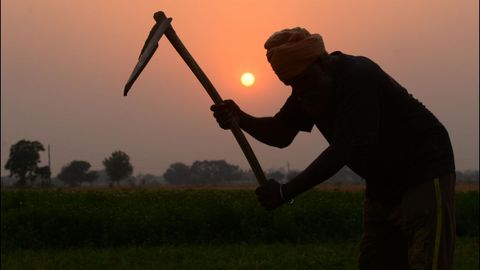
[264,27,326,84]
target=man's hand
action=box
[255,179,285,210]
[210,100,242,130]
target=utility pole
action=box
[48,144,51,185]
[286,161,290,182]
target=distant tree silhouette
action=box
[456,170,479,182]
[57,160,98,187]
[35,165,52,185]
[4,139,47,186]
[103,151,133,186]
[266,169,286,183]
[164,162,192,185]
[190,160,243,184]
[286,169,300,181]
[240,170,256,183]
[137,173,158,186]
[164,160,243,184]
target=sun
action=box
[241,72,255,87]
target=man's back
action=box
[276,51,455,204]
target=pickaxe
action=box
[124,11,268,186]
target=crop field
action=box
[1,187,478,269]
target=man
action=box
[211,28,456,269]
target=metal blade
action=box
[124,17,172,96]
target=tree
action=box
[4,139,47,186]
[267,169,286,183]
[163,162,192,185]
[137,173,159,186]
[163,160,243,185]
[103,151,133,185]
[190,160,243,184]
[57,160,99,187]
[286,169,300,181]
[456,170,479,182]
[35,166,52,186]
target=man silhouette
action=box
[211,28,456,269]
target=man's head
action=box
[264,27,327,85]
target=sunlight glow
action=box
[241,72,255,87]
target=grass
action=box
[1,238,477,270]
[2,189,477,250]
[1,189,365,249]
[0,243,358,270]
[1,188,478,269]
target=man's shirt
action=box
[275,51,455,205]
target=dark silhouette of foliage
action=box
[35,166,51,179]
[456,170,479,182]
[286,169,300,181]
[4,139,47,186]
[57,160,98,187]
[103,151,133,185]
[191,160,243,184]
[164,160,243,184]
[266,169,286,182]
[136,173,160,186]
[35,166,52,186]
[163,162,191,184]
[3,191,477,250]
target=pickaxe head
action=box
[123,11,172,96]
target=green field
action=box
[1,189,478,269]
[2,239,478,270]
[1,243,359,270]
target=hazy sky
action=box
[1,0,478,176]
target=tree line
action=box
[2,139,479,187]
[3,140,133,187]
[2,139,301,187]
[2,139,263,187]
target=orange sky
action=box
[1,0,478,176]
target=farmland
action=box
[1,187,478,269]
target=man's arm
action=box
[255,144,350,210]
[239,113,299,148]
[211,100,299,148]
[283,144,349,200]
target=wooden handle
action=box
[154,12,267,185]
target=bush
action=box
[1,189,477,250]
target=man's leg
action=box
[359,199,408,270]
[395,174,456,270]
[437,173,456,269]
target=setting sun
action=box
[241,72,255,87]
